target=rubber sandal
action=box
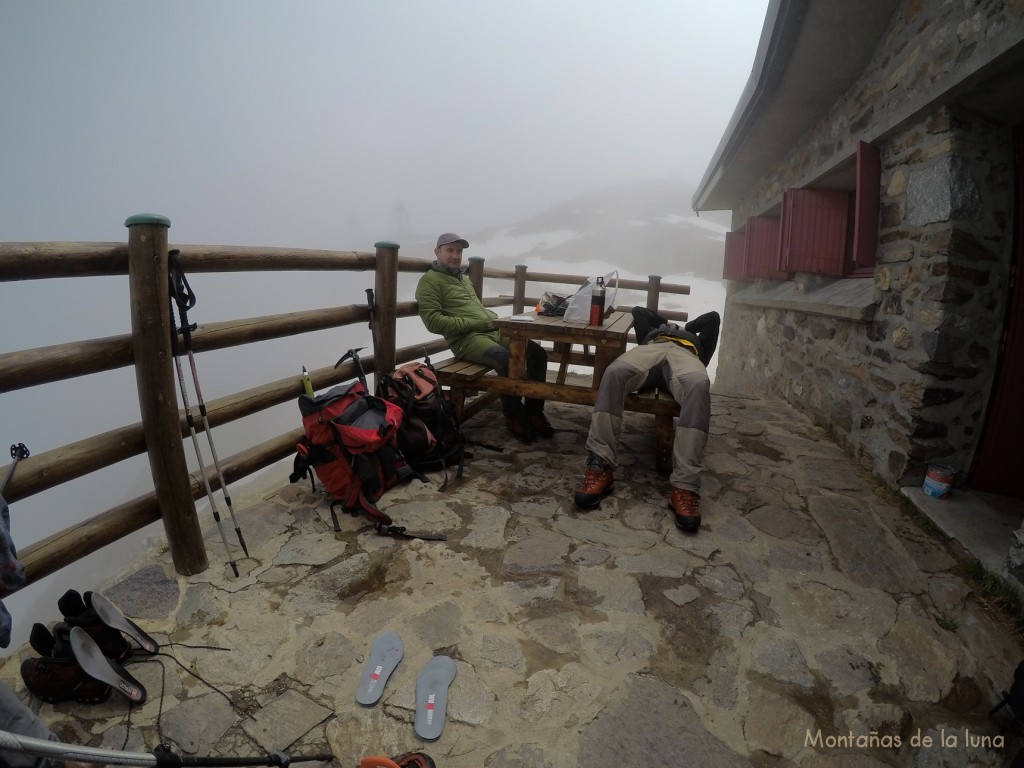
[414,655,456,741]
[69,626,147,704]
[356,631,403,706]
[86,591,159,654]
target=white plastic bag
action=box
[563,271,618,324]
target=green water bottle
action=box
[301,366,315,398]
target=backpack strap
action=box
[289,441,316,492]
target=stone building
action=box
[694,0,1024,576]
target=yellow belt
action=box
[652,336,699,356]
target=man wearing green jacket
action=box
[416,233,553,443]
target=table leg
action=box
[592,341,626,390]
[654,414,673,473]
[554,342,570,385]
[508,339,527,380]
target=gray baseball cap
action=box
[436,232,469,249]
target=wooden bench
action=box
[432,357,500,423]
[433,356,680,473]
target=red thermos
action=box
[589,276,606,326]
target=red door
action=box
[971,127,1024,496]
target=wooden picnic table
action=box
[492,309,634,390]
[433,309,679,471]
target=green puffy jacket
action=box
[415,263,505,361]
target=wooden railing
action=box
[0,215,691,585]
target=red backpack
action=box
[289,381,408,529]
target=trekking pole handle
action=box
[2,444,29,495]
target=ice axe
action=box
[336,347,368,391]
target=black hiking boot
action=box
[527,412,555,438]
[58,589,132,661]
[506,417,537,443]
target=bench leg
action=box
[449,387,467,423]
[654,414,673,474]
[554,342,570,385]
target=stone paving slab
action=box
[2,394,1023,767]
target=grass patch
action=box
[960,558,1024,638]
[874,480,947,541]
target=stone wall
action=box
[719,110,1013,484]
[714,0,1022,486]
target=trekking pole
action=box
[168,250,248,559]
[2,444,29,495]
[366,289,383,390]
[0,728,334,767]
[167,258,240,578]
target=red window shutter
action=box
[852,140,880,274]
[745,216,786,280]
[723,230,747,280]
[779,188,851,276]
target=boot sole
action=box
[574,484,614,509]
[674,516,701,533]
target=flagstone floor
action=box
[2,393,1023,768]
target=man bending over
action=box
[573,307,719,533]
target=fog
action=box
[0,1,767,651]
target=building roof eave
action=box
[692,0,901,213]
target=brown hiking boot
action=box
[670,488,701,533]
[506,417,537,443]
[573,454,614,509]
[21,655,112,704]
[527,412,555,438]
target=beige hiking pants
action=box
[585,342,710,493]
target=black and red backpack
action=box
[289,380,410,530]
[378,358,465,489]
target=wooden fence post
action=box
[124,214,208,575]
[467,256,485,298]
[373,241,399,376]
[513,265,527,314]
[646,275,663,312]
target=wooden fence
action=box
[0,214,691,585]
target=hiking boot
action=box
[573,454,614,509]
[527,412,555,438]
[58,589,132,661]
[670,488,701,533]
[506,417,537,443]
[20,625,112,705]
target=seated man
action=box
[416,233,553,443]
[573,307,720,533]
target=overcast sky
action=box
[1,1,771,646]
[1,1,768,249]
